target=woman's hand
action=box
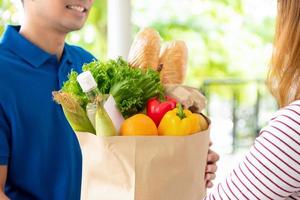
[205,143,219,188]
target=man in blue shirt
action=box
[0,0,95,199]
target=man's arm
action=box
[0,166,9,200]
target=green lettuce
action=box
[61,57,164,118]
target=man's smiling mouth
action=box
[66,5,87,13]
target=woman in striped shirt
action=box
[205,0,300,199]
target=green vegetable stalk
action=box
[95,97,117,136]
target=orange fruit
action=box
[120,114,158,136]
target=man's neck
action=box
[19,22,67,62]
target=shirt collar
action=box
[0,25,72,68]
[61,43,73,65]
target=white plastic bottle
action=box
[77,71,101,128]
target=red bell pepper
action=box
[147,96,177,126]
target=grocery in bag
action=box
[53,27,210,200]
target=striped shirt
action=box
[205,100,300,200]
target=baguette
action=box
[159,40,188,84]
[127,28,161,70]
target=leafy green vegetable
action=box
[62,57,164,118]
[61,71,87,106]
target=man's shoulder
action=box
[65,43,96,63]
[0,45,17,100]
[0,43,13,58]
[0,44,19,68]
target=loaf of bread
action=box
[159,40,188,84]
[127,28,161,70]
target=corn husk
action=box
[52,91,96,134]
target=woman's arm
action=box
[205,102,300,200]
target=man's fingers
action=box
[205,146,219,189]
[205,173,216,181]
[206,181,213,188]
[207,150,220,163]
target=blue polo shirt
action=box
[0,25,95,199]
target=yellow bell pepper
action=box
[158,104,203,136]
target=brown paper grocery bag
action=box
[76,128,210,200]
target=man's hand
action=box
[0,166,9,200]
[205,143,219,188]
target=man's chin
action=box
[61,22,86,33]
[68,24,85,32]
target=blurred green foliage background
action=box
[1,0,275,86]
